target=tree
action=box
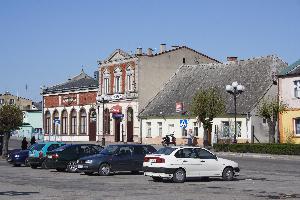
[0,104,23,158]
[189,88,225,147]
[258,98,287,143]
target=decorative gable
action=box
[106,49,131,62]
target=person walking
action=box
[30,136,36,145]
[21,137,28,150]
[187,129,194,146]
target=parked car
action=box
[27,141,65,169]
[77,144,156,175]
[143,146,240,183]
[7,143,38,167]
[45,144,103,172]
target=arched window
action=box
[79,109,87,134]
[52,110,59,135]
[61,110,68,135]
[126,66,134,92]
[103,69,110,94]
[45,111,51,134]
[70,109,77,135]
[114,67,122,93]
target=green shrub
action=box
[213,143,300,155]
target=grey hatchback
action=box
[77,144,156,175]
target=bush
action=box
[213,143,300,155]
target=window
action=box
[295,118,300,135]
[146,122,151,137]
[52,110,59,135]
[175,148,197,158]
[194,148,215,159]
[61,110,68,135]
[126,66,134,92]
[47,144,60,151]
[80,109,87,134]
[114,67,122,93]
[9,99,15,104]
[193,122,198,136]
[221,121,242,138]
[70,109,77,135]
[45,111,51,134]
[158,122,162,137]
[294,80,300,98]
[262,118,267,124]
[104,78,110,94]
[182,128,187,136]
[237,122,242,137]
[168,124,174,134]
[0,99,4,104]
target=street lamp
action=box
[96,94,111,146]
[226,81,245,143]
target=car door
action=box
[111,146,132,171]
[131,146,147,171]
[174,148,200,177]
[194,148,221,177]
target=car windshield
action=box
[28,143,38,150]
[53,144,71,151]
[34,144,46,151]
[155,147,176,155]
[101,145,119,155]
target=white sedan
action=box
[143,146,239,183]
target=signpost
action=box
[180,119,188,128]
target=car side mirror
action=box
[213,155,218,160]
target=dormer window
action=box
[103,69,110,94]
[126,66,134,92]
[294,80,300,98]
[114,67,122,93]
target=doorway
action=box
[114,118,121,142]
[127,107,133,142]
[89,109,96,141]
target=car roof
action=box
[108,144,152,147]
[37,141,65,145]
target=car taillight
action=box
[39,152,43,158]
[52,154,59,159]
[144,157,165,163]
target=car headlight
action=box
[85,160,93,164]
[76,160,79,164]
[14,155,20,158]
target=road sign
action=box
[54,119,60,125]
[112,113,124,119]
[180,119,188,128]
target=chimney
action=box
[136,47,142,55]
[160,43,166,53]
[147,48,153,56]
[227,56,238,62]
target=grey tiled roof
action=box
[43,70,98,94]
[279,59,300,76]
[140,55,287,117]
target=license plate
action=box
[149,159,156,163]
[77,165,83,169]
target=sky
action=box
[0,0,300,101]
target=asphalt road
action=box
[0,154,300,200]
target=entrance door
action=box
[115,118,121,142]
[89,109,96,141]
[127,107,133,142]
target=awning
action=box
[110,105,122,114]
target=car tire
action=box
[56,168,65,172]
[24,158,29,167]
[172,168,186,183]
[84,172,94,175]
[30,164,38,169]
[41,160,47,169]
[152,177,163,182]
[98,163,111,176]
[13,164,21,167]
[222,167,234,181]
[67,161,78,173]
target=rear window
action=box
[101,145,119,155]
[34,144,46,151]
[155,147,176,155]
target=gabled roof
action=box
[104,49,133,62]
[279,59,300,76]
[139,55,287,117]
[43,69,98,94]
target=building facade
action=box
[42,70,99,141]
[97,45,219,143]
[0,91,33,110]
[278,59,300,144]
[139,56,287,145]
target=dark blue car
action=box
[77,144,156,176]
[7,143,38,167]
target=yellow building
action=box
[278,59,300,144]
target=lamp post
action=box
[96,94,111,146]
[226,81,245,143]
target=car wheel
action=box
[222,167,234,181]
[56,168,65,172]
[13,164,21,167]
[172,168,186,183]
[98,163,111,176]
[41,161,47,169]
[24,158,29,167]
[30,164,38,169]
[67,161,78,173]
[84,172,94,175]
[152,177,163,182]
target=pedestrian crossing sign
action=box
[180,119,188,128]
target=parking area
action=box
[1,155,300,200]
